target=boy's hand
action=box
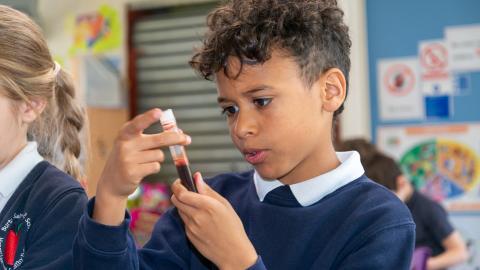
[171,173,258,270]
[93,108,191,226]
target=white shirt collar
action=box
[0,142,44,198]
[254,151,365,207]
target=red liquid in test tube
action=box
[160,109,197,192]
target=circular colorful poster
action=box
[400,139,480,202]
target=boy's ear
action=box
[318,68,347,113]
[19,98,47,124]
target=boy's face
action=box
[216,50,343,184]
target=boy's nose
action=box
[233,110,258,139]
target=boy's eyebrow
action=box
[217,96,229,104]
[217,85,273,103]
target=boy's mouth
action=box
[244,149,267,165]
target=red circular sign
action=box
[420,43,448,70]
[384,64,415,96]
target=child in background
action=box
[74,0,415,269]
[365,153,469,270]
[0,5,88,269]
[128,183,171,246]
[337,138,469,270]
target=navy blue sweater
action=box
[0,161,87,269]
[74,171,415,269]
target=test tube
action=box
[159,109,197,192]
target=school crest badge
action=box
[0,213,30,270]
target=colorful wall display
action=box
[377,124,480,211]
[70,5,121,55]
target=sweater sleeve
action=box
[246,256,267,270]
[335,222,415,270]
[73,198,193,270]
[20,190,87,270]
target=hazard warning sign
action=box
[378,57,424,121]
[419,40,454,95]
[384,63,415,96]
[420,42,448,73]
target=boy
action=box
[74,0,415,269]
[362,153,469,270]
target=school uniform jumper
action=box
[0,143,87,269]
[74,151,415,269]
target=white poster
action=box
[377,123,480,211]
[377,57,424,121]
[446,24,480,72]
[78,55,125,108]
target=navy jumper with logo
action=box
[0,161,87,269]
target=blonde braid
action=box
[0,5,86,180]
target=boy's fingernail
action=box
[194,172,202,186]
[186,135,192,144]
[154,109,162,119]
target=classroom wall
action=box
[33,0,372,192]
[38,0,217,75]
[339,0,371,141]
[38,0,372,140]
[366,1,480,267]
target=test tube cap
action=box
[160,109,176,125]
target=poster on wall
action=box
[377,123,480,211]
[69,5,122,55]
[446,24,480,73]
[377,57,424,121]
[419,39,454,94]
[418,39,454,119]
[77,55,125,108]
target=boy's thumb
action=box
[194,172,226,203]
[194,172,206,194]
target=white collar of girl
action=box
[0,142,44,198]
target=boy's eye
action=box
[253,98,272,107]
[221,105,239,116]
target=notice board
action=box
[366,1,480,267]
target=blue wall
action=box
[366,0,480,141]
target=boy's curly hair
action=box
[190,0,351,117]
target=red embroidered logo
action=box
[4,224,21,266]
[0,213,30,270]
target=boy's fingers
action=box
[194,172,228,205]
[136,162,162,178]
[138,132,191,151]
[194,172,206,194]
[122,109,162,139]
[171,179,188,196]
[174,172,229,209]
[172,178,217,209]
[132,149,165,164]
[171,194,197,218]
[176,207,189,224]
[171,180,198,205]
